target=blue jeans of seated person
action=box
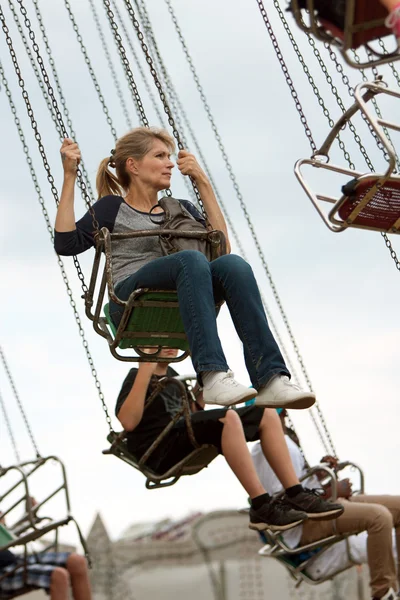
[110,251,289,389]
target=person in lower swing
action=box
[115,348,344,532]
[252,408,400,600]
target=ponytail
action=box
[96,157,123,199]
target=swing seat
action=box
[337,176,400,232]
[290,0,400,69]
[102,431,218,489]
[258,460,365,586]
[0,525,15,548]
[295,79,400,233]
[103,290,190,352]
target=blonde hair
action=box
[96,127,176,198]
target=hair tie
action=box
[109,148,116,168]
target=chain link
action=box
[0,25,113,431]
[0,345,41,457]
[8,0,96,205]
[0,388,22,464]
[88,0,133,130]
[8,0,99,271]
[100,0,149,128]
[255,0,317,153]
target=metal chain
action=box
[60,0,118,140]
[109,0,196,203]
[9,0,100,264]
[6,0,61,135]
[255,0,316,153]
[119,0,208,217]
[377,37,400,88]
[0,5,91,297]
[0,388,22,464]
[0,58,114,432]
[0,346,41,457]
[100,0,149,128]
[88,0,133,130]
[327,46,395,170]
[253,0,339,455]
[267,0,354,168]
[9,0,96,203]
[110,0,163,126]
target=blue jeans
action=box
[110,251,289,389]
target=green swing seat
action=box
[103,291,190,352]
[0,524,16,548]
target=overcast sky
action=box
[1,0,400,546]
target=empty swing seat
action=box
[103,290,189,352]
[338,176,400,232]
[295,79,400,233]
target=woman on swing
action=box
[55,126,313,411]
[54,127,344,529]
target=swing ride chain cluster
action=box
[6,0,61,137]
[134,0,189,149]
[88,0,133,130]
[377,37,400,88]
[255,0,317,154]
[61,0,118,141]
[0,8,90,298]
[257,0,338,456]
[17,0,98,231]
[164,0,339,453]
[8,0,96,202]
[0,389,22,464]
[101,0,149,128]
[30,0,97,198]
[0,346,41,458]
[120,0,208,218]
[110,0,166,128]
[328,47,395,170]
[267,0,353,166]
[0,61,115,433]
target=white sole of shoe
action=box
[306,508,345,521]
[255,394,316,410]
[249,519,305,532]
[203,389,257,407]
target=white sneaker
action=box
[202,370,258,407]
[255,375,315,410]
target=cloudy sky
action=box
[1,0,400,546]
